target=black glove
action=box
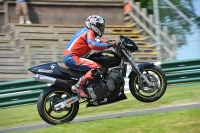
[106,43,113,48]
[107,41,118,48]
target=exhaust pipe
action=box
[33,74,75,88]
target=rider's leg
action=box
[71,69,100,98]
[64,55,102,98]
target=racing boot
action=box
[71,76,88,98]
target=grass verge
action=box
[0,84,200,129]
[19,108,200,133]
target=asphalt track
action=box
[0,103,200,133]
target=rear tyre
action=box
[129,65,167,102]
[37,85,79,125]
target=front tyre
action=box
[37,86,79,125]
[129,65,167,102]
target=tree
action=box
[135,0,200,47]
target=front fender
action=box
[128,62,155,78]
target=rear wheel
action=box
[129,65,167,102]
[37,86,79,125]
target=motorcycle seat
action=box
[59,65,87,78]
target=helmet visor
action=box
[99,25,105,34]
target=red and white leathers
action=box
[63,27,107,98]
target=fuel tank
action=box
[87,50,121,68]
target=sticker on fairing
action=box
[36,74,44,79]
[38,69,53,73]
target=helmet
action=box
[85,15,105,37]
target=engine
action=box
[106,67,121,91]
[86,67,124,99]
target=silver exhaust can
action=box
[33,74,56,84]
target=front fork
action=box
[121,50,154,87]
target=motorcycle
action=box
[28,35,167,125]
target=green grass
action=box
[18,108,200,133]
[0,84,200,129]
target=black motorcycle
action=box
[28,35,167,125]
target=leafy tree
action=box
[135,0,200,47]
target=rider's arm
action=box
[86,30,107,51]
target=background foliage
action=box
[136,0,200,47]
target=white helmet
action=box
[86,15,105,37]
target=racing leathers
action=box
[63,27,107,98]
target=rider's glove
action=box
[106,41,118,48]
[106,43,112,48]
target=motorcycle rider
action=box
[63,15,117,98]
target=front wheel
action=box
[129,65,167,103]
[37,86,79,125]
